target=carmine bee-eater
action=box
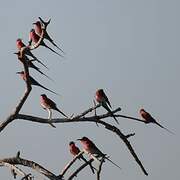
[95,89,119,124]
[29,29,63,57]
[16,39,48,69]
[77,137,121,169]
[14,52,53,81]
[33,21,65,54]
[69,141,95,174]
[40,94,68,121]
[16,71,58,95]
[139,108,174,134]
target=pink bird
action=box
[78,136,121,169]
[40,94,68,121]
[139,108,174,134]
[29,29,63,57]
[69,141,95,174]
[95,89,119,124]
[14,51,53,81]
[33,21,65,54]
[16,39,48,69]
[16,71,58,95]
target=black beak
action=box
[16,72,21,74]
[77,138,82,141]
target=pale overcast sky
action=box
[0,0,179,179]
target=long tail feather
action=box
[35,59,49,70]
[24,49,49,69]
[36,68,54,82]
[44,32,65,54]
[56,108,68,118]
[41,41,64,57]
[105,156,121,170]
[33,81,59,95]
[154,121,175,134]
[102,103,119,124]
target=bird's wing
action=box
[102,91,112,108]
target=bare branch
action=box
[0,153,62,180]
[72,103,101,119]
[16,107,121,125]
[0,162,27,178]
[0,53,32,133]
[67,159,94,180]
[116,114,145,123]
[97,158,104,180]
[14,108,147,175]
[60,151,84,177]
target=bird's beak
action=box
[14,52,18,55]
[32,22,36,25]
[77,138,82,141]
[16,72,21,74]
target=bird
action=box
[69,141,95,174]
[95,89,119,124]
[29,29,63,57]
[40,94,68,121]
[33,21,65,54]
[139,108,174,134]
[16,71,58,95]
[77,136,121,169]
[14,51,53,81]
[16,39,49,69]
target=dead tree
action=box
[0,17,149,179]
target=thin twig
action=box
[0,152,62,180]
[116,114,145,123]
[67,159,94,180]
[73,104,101,119]
[97,158,104,180]
[0,162,27,178]
[1,103,148,176]
[60,151,84,176]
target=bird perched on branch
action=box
[16,39,48,69]
[139,108,174,134]
[78,136,121,169]
[69,141,95,174]
[16,71,58,95]
[33,20,65,54]
[95,89,119,124]
[29,29,63,57]
[40,94,68,122]
[14,51,52,81]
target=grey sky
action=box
[0,0,179,179]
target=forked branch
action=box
[0,152,62,180]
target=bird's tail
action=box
[154,121,174,134]
[39,17,51,26]
[50,40,65,54]
[102,104,119,124]
[38,83,60,96]
[41,41,64,58]
[56,108,68,118]
[45,31,65,54]
[24,48,49,69]
[34,58,49,70]
[104,156,121,170]
[36,68,54,82]
[48,121,56,128]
